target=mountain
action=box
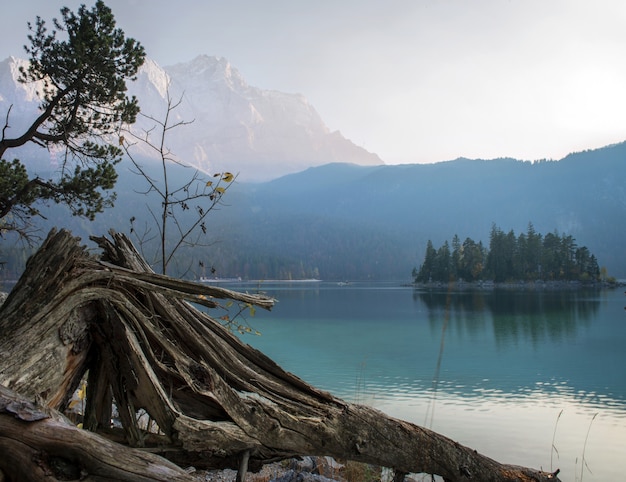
[0,57,42,134]
[6,141,625,282]
[0,55,383,181]
[201,143,626,280]
[2,56,625,281]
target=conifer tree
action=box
[0,1,145,239]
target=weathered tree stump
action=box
[0,229,561,481]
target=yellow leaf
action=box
[206,181,213,187]
[248,305,256,317]
[215,187,225,194]
[77,382,86,401]
[222,172,234,182]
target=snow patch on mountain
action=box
[0,57,44,135]
[0,57,39,103]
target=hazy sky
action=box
[3,1,626,164]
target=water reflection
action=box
[240,283,625,481]
[373,384,626,482]
[414,288,599,345]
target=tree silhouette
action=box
[0,1,145,239]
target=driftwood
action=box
[0,229,561,481]
[0,384,191,481]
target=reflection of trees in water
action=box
[413,288,600,345]
[488,290,599,346]
[416,289,489,337]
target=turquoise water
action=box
[232,282,626,481]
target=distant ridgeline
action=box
[413,223,607,284]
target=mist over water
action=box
[232,282,626,481]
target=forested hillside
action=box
[2,142,625,282]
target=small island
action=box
[413,223,616,287]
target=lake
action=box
[230,281,626,481]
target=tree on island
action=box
[0,0,145,240]
[414,222,602,283]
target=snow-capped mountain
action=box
[0,55,383,181]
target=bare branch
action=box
[121,82,236,277]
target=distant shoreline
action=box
[413,279,625,290]
[198,277,322,284]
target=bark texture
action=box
[0,384,191,481]
[0,229,561,481]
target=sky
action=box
[3,0,626,164]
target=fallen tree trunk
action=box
[0,384,192,481]
[0,229,561,481]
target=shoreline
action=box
[412,279,624,291]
